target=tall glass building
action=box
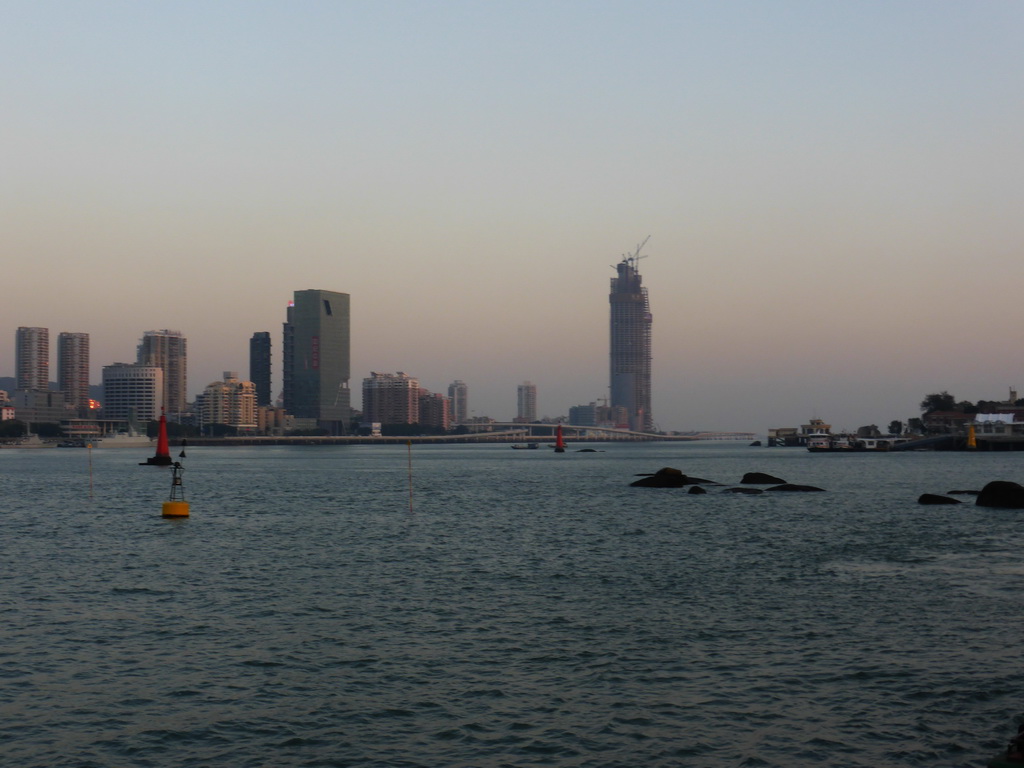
[609,250,653,432]
[283,290,350,433]
[249,331,272,407]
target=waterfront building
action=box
[249,331,272,407]
[362,372,420,425]
[609,242,653,432]
[137,330,187,418]
[102,363,163,422]
[569,402,597,427]
[257,406,292,435]
[57,332,90,413]
[448,380,468,424]
[516,381,537,423]
[11,389,68,426]
[16,326,49,392]
[283,290,351,433]
[200,372,257,432]
[419,390,451,431]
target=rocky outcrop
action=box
[687,486,707,494]
[976,481,1024,509]
[723,487,764,494]
[631,467,686,487]
[766,484,825,492]
[630,468,717,487]
[741,472,786,485]
[918,493,961,505]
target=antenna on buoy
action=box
[162,460,190,518]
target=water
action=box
[2,442,1023,767]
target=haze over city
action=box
[2,1,1021,433]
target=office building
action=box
[200,372,257,431]
[516,381,537,422]
[283,289,350,432]
[362,372,419,425]
[16,326,49,391]
[249,331,272,407]
[609,244,653,432]
[102,363,163,422]
[58,332,90,412]
[448,380,468,424]
[137,330,187,418]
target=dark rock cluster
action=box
[630,468,824,493]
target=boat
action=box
[807,435,910,452]
[0,433,54,449]
[511,443,539,450]
[100,430,153,447]
[553,424,566,453]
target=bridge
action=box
[186,426,757,447]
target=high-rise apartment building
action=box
[16,326,49,391]
[283,290,350,432]
[418,390,451,431]
[137,330,187,418]
[448,380,468,424]
[58,332,90,412]
[362,372,420,425]
[200,372,257,431]
[516,381,537,422]
[249,331,272,407]
[102,363,163,422]
[609,243,653,432]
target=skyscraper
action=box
[609,240,653,432]
[249,331,272,407]
[516,381,537,422]
[58,332,90,411]
[137,330,187,417]
[448,380,468,424]
[283,289,350,432]
[16,326,49,391]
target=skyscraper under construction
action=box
[609,239,653,432]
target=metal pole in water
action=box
[407,440,414,513]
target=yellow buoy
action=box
[162,500,190,517]
[161,461,189,517]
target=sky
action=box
[2,0,1022,433]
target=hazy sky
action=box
[2,1,1022,433]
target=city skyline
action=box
[2,3,1022,432]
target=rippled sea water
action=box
[2,442,1023,767]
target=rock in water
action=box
[766,484,825,493]
[976,481,1024,509]
[918,493,961,505]
[630,467,686,488]
[741,472,786,485]
[687,486,707,494]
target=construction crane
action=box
[617,235,651,269]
